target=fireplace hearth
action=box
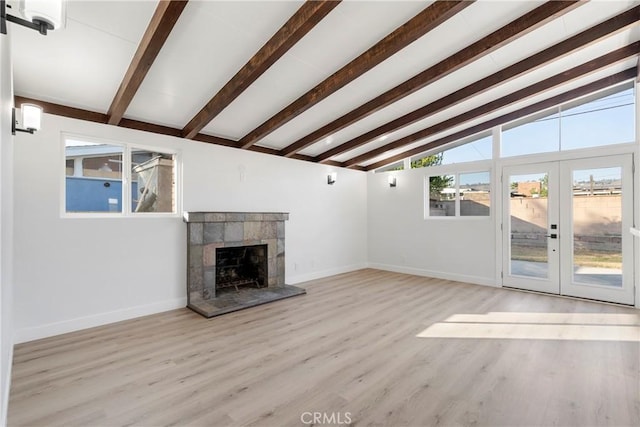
[184,212,306,317]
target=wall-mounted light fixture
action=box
[1,0,66,36]
[12,103,42,134]
[327,172,337,185]
[388,175,397,187]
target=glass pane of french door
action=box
[571,167,623,287]
[560,155,634,305]
[503,162,559,295]
[509,172,549,279]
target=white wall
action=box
[635,79,640,308]
[367,166,496,286]
[12,114,367,343]
[0,30,15,426]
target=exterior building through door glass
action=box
[509,173,549,279]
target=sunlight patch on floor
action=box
[417,312,640,341]
[446,312,639,325]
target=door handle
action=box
[546,233,558,239]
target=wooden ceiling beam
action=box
[107,0,188,126]
[344,42,639,168]
[181,0,341,140]
[15,96,109,124]
[192,133,241,148]
[121,119,186,138]
[364,68,637,171]
[17,95,238,144]
[235,144,350,167]
[318,4,639,163]
[239,0,473,150]
[13,96,352,169]
[281,0,584,158]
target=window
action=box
[131,150,175,213]
[560,86,635,150]
[411,132,492,170]
[64,136,178,216]
[502,109,560,158]
[501,83,635,158]
[429,174,456,216]
[427,171,490,218]
[460,171,491,217]
[434,133,492,165]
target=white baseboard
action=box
[1,343,12,427]
[12,264,496,344]
[368,263,498,288]
[14,297,187,344]
[286,263,368,285]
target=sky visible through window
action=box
[435,85,635,173]
[573,167,620,184]
[440,134,492,164]
[459,171,490,186]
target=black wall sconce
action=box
[327,172,337,185]
[1,0,65,36]
[388,175,397,187]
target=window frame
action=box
[61,133,181,219]
[423,161,492,220]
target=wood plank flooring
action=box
[8,269,640,426]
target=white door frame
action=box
[559,154,634,305]
[499,150,636,305]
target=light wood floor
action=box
[8,269,640,426]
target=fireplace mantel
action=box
[183,211,305,317]
[183,212,289,223]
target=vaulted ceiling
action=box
[9,0,640,171]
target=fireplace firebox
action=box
[215,245,267,292]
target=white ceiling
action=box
[9,0,640,169]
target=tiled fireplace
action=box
[183,212,305,317]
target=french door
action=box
[502,154,634,305]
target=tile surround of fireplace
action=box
[184,212,306,317]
